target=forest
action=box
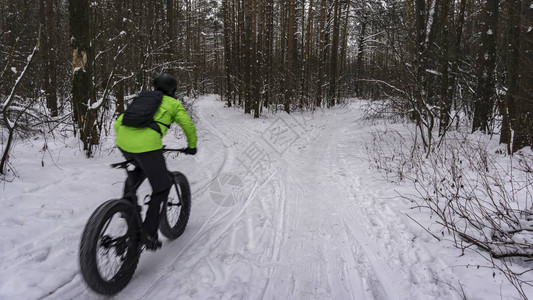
[1,0,532,165]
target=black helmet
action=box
[153,73,177,97]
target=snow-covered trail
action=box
[1,95,459,299]
[254,108,456,300]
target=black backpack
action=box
[122,91,170,135]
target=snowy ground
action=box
[0,95,530,299]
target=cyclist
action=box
[113,73,197,249]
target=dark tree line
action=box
[335,0,532,153]
[220,0,532,151]
[1,0,532,169]
[221,0,354,116]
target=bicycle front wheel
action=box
[79,199,142,295]
[159,171,191,239]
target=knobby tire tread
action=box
[79,199,141,295]
[159,172,191,239]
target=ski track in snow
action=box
[2,96,462,299]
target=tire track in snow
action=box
[325,115,460,300]
[45,99,460,299]
[259,117,376,299]
[132,97,287,299]
[192,99,295,298]
[257,107,454,299]
[257,162,292,299]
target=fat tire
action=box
[159,172,191,239]
[79,199,141,295]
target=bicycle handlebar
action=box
[162,148,188,153]
[111,147,189,169]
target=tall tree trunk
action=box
[439,0,451,136]
[501,0,521,148]
[279,0,287,110]
[223,0,233,107]
[39,0,47,92]
[238,0,245,106]
[69,0,98,157]
[328,0,340,107]
[252,0,260,118]
[413,0,433,151]
[167,0,175,53]
[472,0,498,133]
[114,0,125,115]
[355,15,367,97]
[254,0,262,118]
[45,0,58,117]
[243,0,252,114]
[264,0,274,109]
[231,0,239,106]
[285,0,296,113]
[338,1,349,101]
[115,81,125,115]
[40,0,58,117]
[407,0,415,62]
[304,0,314,107]
[512,0,533,152]
[450,0,466,130]
[316,0,327,108]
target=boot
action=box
[142,232,162,251]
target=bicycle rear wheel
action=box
[79,199,142,295]
[159,171,191,239]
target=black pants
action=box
[121,149,172,237]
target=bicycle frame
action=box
[110,148,187,200]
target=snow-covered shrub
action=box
[412,135,533,298]
[361,99,409,123]
[367,126,533,298]
[364,128,421,183]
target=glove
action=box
[183,147,197,155]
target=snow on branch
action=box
[358,79,408,96]
[2,26,41,128]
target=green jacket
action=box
[114,94,197,153]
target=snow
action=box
[426,69,442,76]
[487,29,493,35]
[89,97,104,110]
[0,95,531,299]
[10,67,16,74]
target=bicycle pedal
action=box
[144,240,162,251]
